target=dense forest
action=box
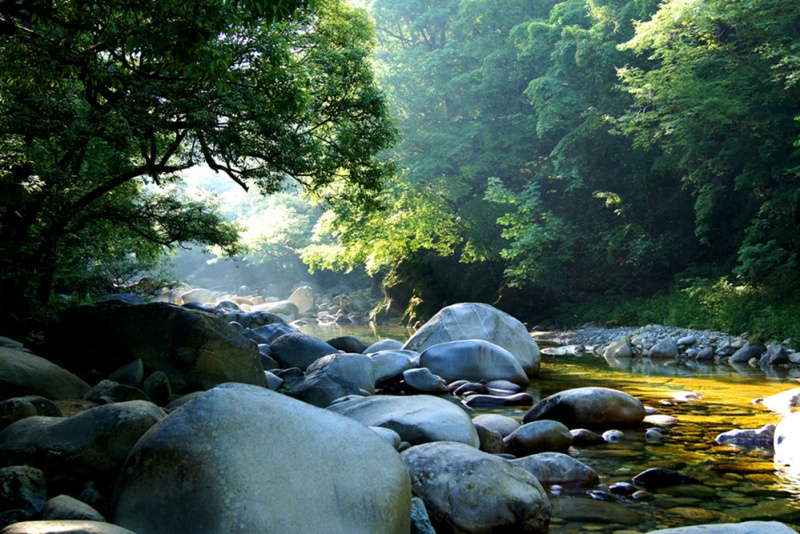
[1,0,799,341]
[305,0,800,338]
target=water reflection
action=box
[534,353,800,533]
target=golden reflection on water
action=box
[531,354,800,533]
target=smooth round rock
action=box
[419,339,529,386]
[472,414,520,438]
[523,386,645,429]
[41,495,105,521]
[403,303,541,376]
[402,441,550,533]
[328,395,480,447]
[111,384,411,534]
[402,368,449,394]
[504,420,573,456]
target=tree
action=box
[0,0,395,318]
[618,0,800,288]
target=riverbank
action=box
[532,323,799,364]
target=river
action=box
[299,323,800,533]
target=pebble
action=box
[603,429,625,443]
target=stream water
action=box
[299,323,800,533]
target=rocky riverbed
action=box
[533,324,798,365]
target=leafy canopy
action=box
[0,0,395,315]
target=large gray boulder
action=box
[523,386,645,429]
[305,353,375,394]
[284,369,368,408]
[269,332,337,369]
[328,395,480,447]
[111,384,411,534]
[403,303,541,376]
[418,340,529,386]
[0,347,90,402]
[0,401,164,485]
[369,350,417,383]
[645,521,797,534]
[42,303,266,393]
[402,441,550,533]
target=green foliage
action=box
[0,0,394,315]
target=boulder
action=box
[402,368,449,394]
[42,303,266,393]
[111,384,411,534]
[328,395,480,447]
[463,393,533,408]
[523,386,645,429]
[180,288,215,304]
[645,521,797,534]
[503,420,573,456]
[0,401,164,486]
[418,339,529,386]
[410,497,436,534]
[403,303,541,376]
[473,423,504,454]
[288,286,314,313]
[0,347,90,402]
[604,338,632,359]
[471,414,520,438]
[729,342,767,364]
[269,332,337,369]
[648,338,678,359]
[774,411,800,468]
[41,495,105,522]
[107,360,143,387]
[0,398,38,431]
[369,350,417,383]
[326,335,368,354]
[284,369,369,408]
[0,520,136,533]
[760,342,791,366]
[509,452,599,487]
[260,300,299,317]
[250,322,298,343]
[142,371,171,406]
[365,339,404,354]
[305,353,375,394]
[0,466,47,523]
[402,441,550,533]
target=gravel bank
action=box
[531,324,796,361]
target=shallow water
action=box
[299,324,800,533]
